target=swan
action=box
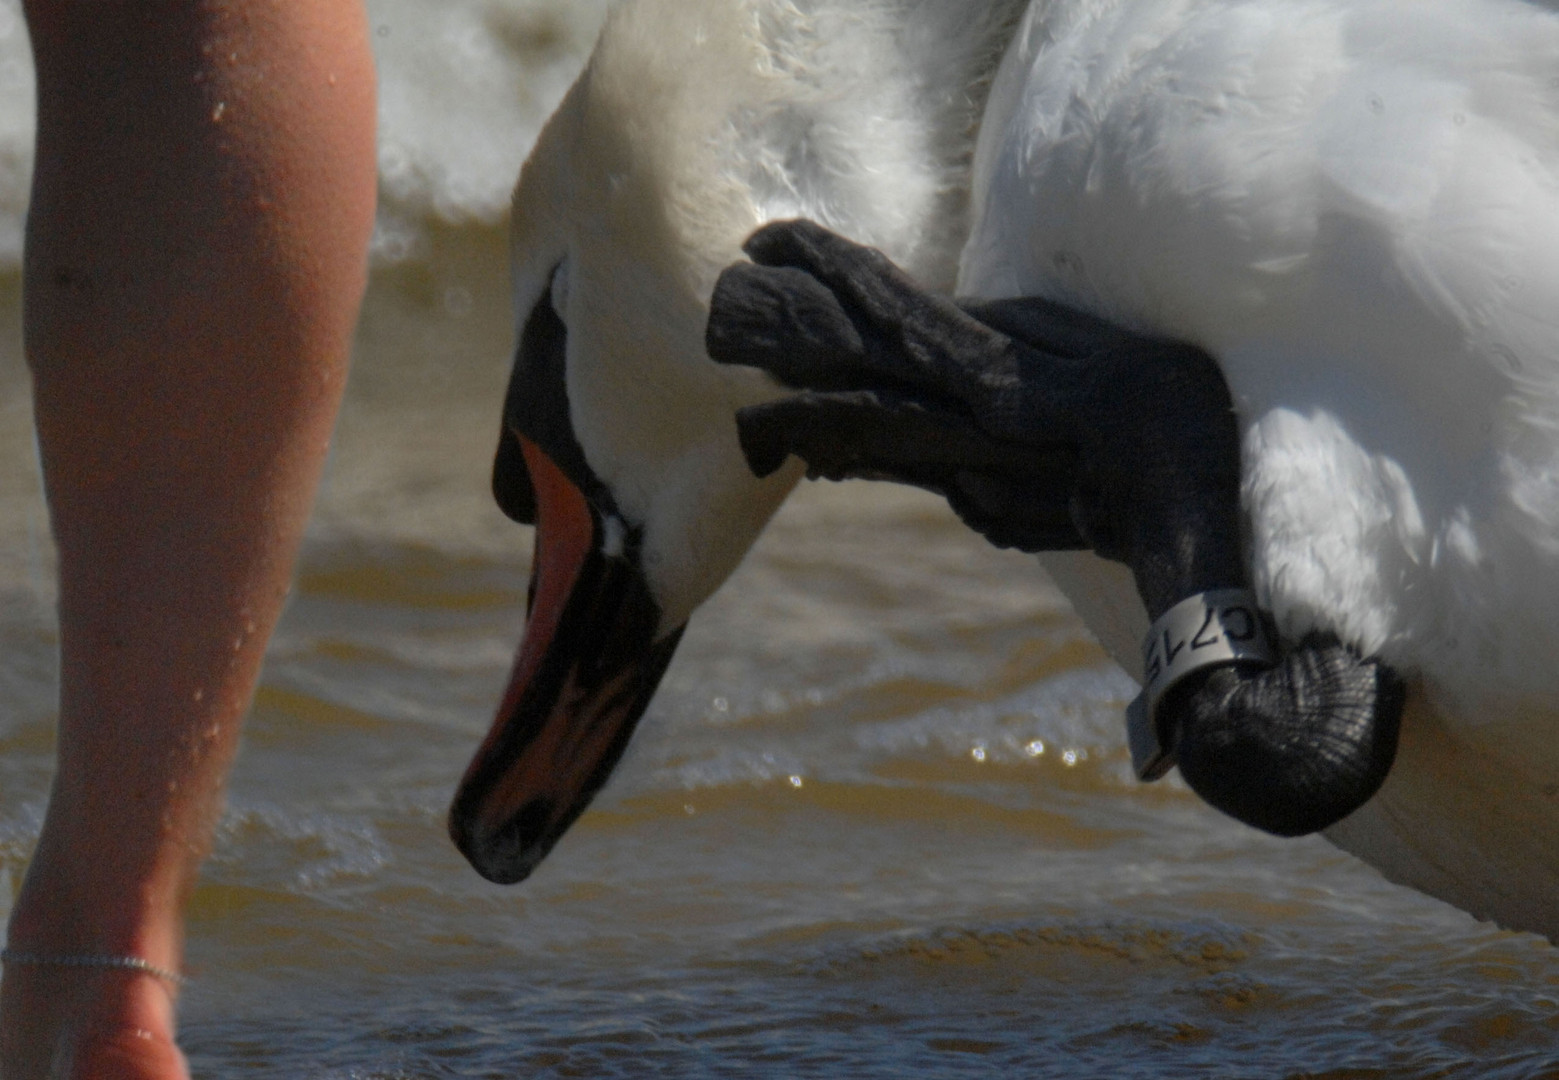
[451,0,1559,943]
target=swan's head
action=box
[448,0,1024,883]
[447,7,803,884]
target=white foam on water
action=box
[0,0,32,271]
[368,0,611,259]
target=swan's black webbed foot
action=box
[707,219,1403,836]
[1168,635,1403,836]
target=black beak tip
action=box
[447,792,557,885]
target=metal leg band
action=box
[1126,588,1277,781]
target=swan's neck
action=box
[729,0,1028,291]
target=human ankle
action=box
[1,961,183,1080]
[5,848,183,977]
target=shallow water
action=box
[2,1,1559,1075]
[2,229,1556,1076]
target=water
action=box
[2,1,1558,1075]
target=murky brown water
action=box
[1,224,1557,1077]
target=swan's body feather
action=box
[963,0,1559,935]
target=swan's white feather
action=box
[963,0,1559,935]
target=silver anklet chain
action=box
[0,948,186,987]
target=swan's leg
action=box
[708,220,1403,836]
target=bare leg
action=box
[2,3,375,1077]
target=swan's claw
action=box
[707,218,1405,837]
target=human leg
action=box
[3,2,376,1076]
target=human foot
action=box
[0,964,187,1080]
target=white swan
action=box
[454,0,1559,942]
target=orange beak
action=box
[449,435,685,883]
